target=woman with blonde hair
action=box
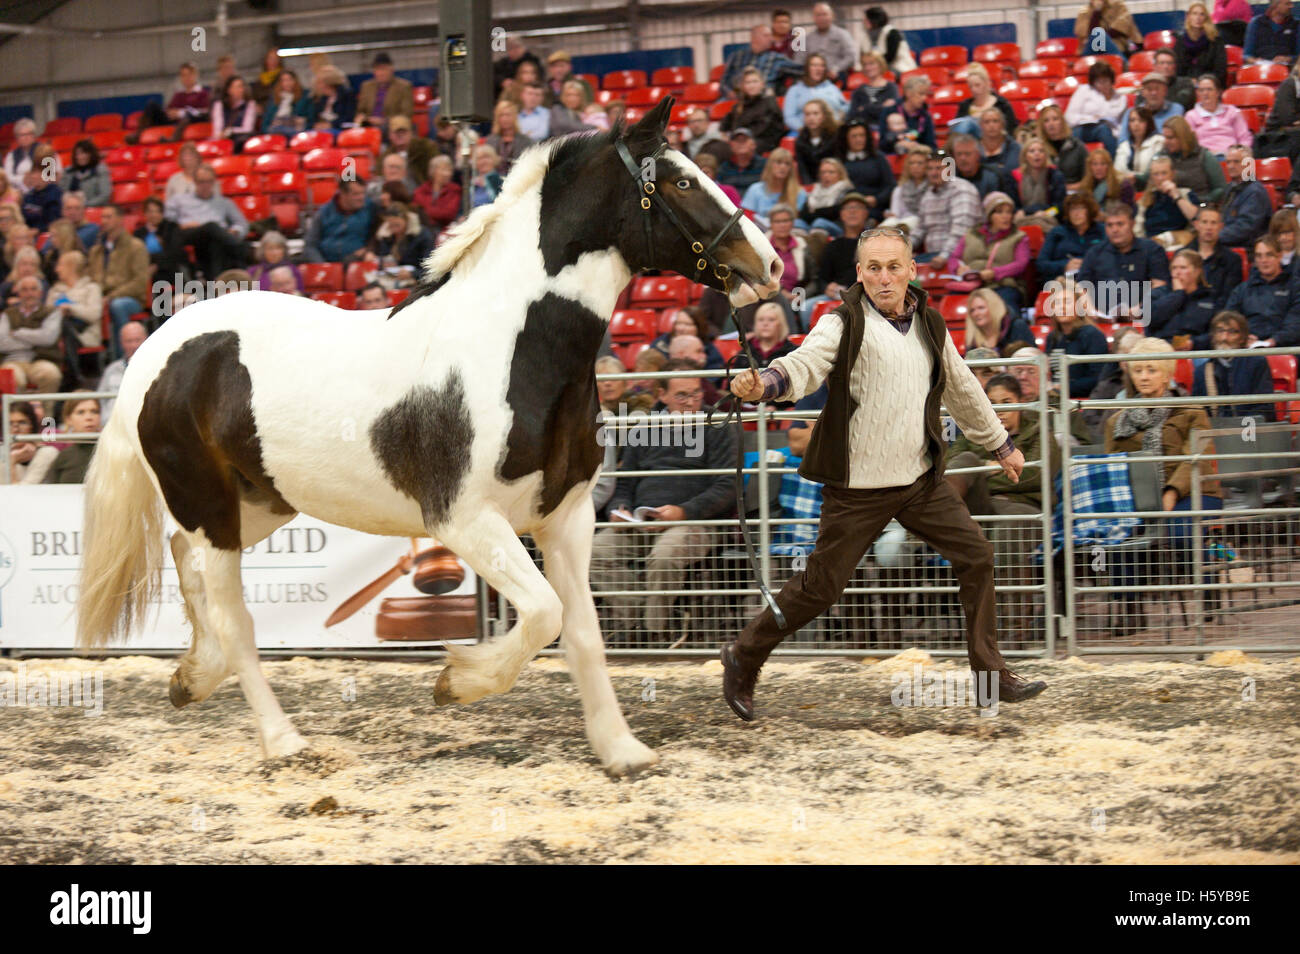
[878,145,929,234]
[1161,115,1227,202]
[46,248,102,350]
[1032,104,1087,187]
[1176,2,1227,88]
[950,62,1018,138]
[1079,146,1135,208]
[1136,156,1199,250]
[550,78,598,139]
[165,142,202,199]
[484,99,535,176]
[469,144,503,207]
[741,147,806,229]
[846,51,899,126]
[799,157,852,236]
[1268,208,1299,268]
[1011,136,1066,230]
[40,219,84,283]
[1044,279,1109,398]
[964,286,1035,354]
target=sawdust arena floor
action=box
[1,651,1297,864]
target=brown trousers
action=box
[735,471,1007,673]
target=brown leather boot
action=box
[720,642,761,722]
[998,668,1047,703]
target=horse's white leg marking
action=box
[534,487,657,777]
[192,506,305,759]
[168,529,231,707]
[432,507,563,706]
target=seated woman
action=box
[1161,115,1227,203]
[1268,208,1298,270]
[1038,192,1105,282]
[963,287,1035,356]
[366,203,435,282]
[1105,336,1221,635]
[740,147,806,231]
[134,196,190,288]
[650,305,725,371]
[794,99,840,184]
[782,54,847,132]
[1150,249,1218,349]
[878,76,935,155]
[1011,136,1065,231]
[64,140,111,208]
[413,155,462,233]
[248,230,301,292]
[45,250,102,351]
[1034,104,1088,188]
[764,204,808,308]
[261,70,305,137]
[846,52,899,127]
[42,395,100,484]
[1044,280,1111,398]
[1135,156,1200,250]
[798,158,853,237]
[950,63,1018,139]
[1192,309,1278,421]
[720,67,786,153]
[7,400,59,484]
[1185,74,1251,160]
[745,302,796,367]
[468,145,504,209]
[1114,107,1163,192]
[834,120,894,216]
[978,109,1021,176]
[1064,61,1127,155]
[878,145,929,234]
[947,191,1030,313]
[1176,2,1228,88]
[1079,145,1136,210]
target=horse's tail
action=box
[76,407,165,649]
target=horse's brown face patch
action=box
[138,331,293,551]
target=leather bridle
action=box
[613,136,787,631]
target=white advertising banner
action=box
[0,486,478,650]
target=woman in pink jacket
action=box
[1186,74,1252,158]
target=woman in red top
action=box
[413,155,462,232]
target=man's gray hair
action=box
[948,133,978,149]
[1227,142,1252,158]
[13,118,35,135]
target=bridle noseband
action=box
[615,138,746,285]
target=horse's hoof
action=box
[434,666,456,705]
[602,736,659,778]
[169,670,194,709]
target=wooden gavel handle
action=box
[324,549,416,628]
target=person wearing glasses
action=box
[720,225,1047,720]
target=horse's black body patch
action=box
[138,331,294,551]
[370,371,475,527]
[497,292,607,515]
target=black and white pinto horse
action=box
[76,98,781,776]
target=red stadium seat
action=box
[219,173,258,195]
[1267,354,1297,421]
[1128,51,1156,74]
[251,150,300,174]
[900,66,952,87]
[106,146,144,166]
[1116,71,1146,89]
[109,162,146,183]
[709,64,726,82]
[50,133,82,152]
[630,274,692,309]
[110,180,150,211]
[181,122,212,141]
[306,179,337,206]
[652,66,695,88]
[932,84,971,104]
[999,78,1054,101]
[262,169,307,201]
[1236,63,1288,86]
[1021,224,1045,255]
[209,155,252,177]
[412,86,432,109]
[1256,156,1292,187]
[933,103,959,125]
[243,134,287,155]
[603,70,647,91]
[625,86,668,107]
[301,263,344,293]
[682,82,721,103]
[713,338,741,363]
[312,291,356,308]
[974,43,1021,66]
[1071,55,1124,78]
[42,117,82,137]
[138,125,176,144]
[290,130,335,153]
[150,160,179,185]
[82,206,104,225]
[91,130,127,150]
[709,100,735,121]
[809,299,838,330]
[195,139,234,158]
[144,142,180,162]
[609,309,658,343]
[336,126,382,156]
[1143,30,1177,52]
[940,294,969,326]
[624,107,648,124]
[1035,38,1074,59]
[1018,59,1068,80]
[271,202,300,235]
[1223,85,1276,111]
[232,194,270,220]
[125,110,144,130]
[344,261,378,291]
[388,288,410,307]
[302,147,348,174]
[920,45,968,68]
[84,113,123,133]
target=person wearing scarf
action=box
[947,191,1030,312]
[1105,336,1221,635]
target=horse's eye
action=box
[676,179,691,190]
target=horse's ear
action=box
[624,95,675,148]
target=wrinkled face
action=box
[15,277,40,309]
[1013,362,1040,399]
[1224,150,1245,181]
[856,235,916,313]
[268,267,297,295]
[597,374,625,404]
[1212,320,1247,351]
[633,142,782,307]
[383,155,407,181]
[62,195,85,223]
[474,149,497,173]
[1130,359,1171,398]
[263,241,286,264]
[953,141,980,175]
[1144,81,1167,110]
[987,384,1021,434]
[658,376,703,414]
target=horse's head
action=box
[613,97,782,308]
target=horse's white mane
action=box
[420,140,563,282]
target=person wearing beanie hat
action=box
[947,190,1031,312]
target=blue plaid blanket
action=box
[743,451,823,556]
[1050,453,1141,551]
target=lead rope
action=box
[704,270,787,631]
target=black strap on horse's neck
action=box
[615,136,786,630]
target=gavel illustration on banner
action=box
[325,538,480,640]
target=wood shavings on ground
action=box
[0,653,1296,863]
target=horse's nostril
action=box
[768,258,784,284]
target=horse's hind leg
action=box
[431,506,563,706]
[535,486,657,777]
[192,503,305,759]
[168,529,231,708]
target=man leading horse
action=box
[723,226,1049,720]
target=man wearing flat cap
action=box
[358,52,415,132]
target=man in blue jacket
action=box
[1219,145,1273,249]
[303,177,375,263]
[1076,201,1170,322]
[1226,236,1300,346]
[1244,0,1300,65]
[1178,204,1242,311]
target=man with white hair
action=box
[1008,345,1094,444]
[798,3,858,81]
[0,275,62,393]
[3,119,38,195]
[722,226,1046,720]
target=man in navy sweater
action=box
[1219,146,1274,249]
[1077,201,1170,323]
[1178,204,1242,311]
[1227,236,1300,346]
[1193,311,1278,421]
